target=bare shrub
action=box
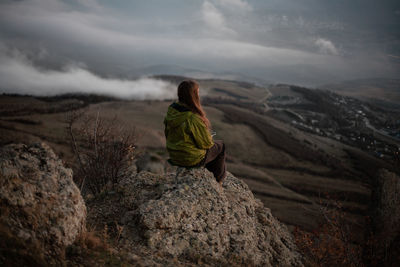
[66,110,136,195]
[294,195,363,267]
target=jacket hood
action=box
[164,102,193,128]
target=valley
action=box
[1,77,399,242]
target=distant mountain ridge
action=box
[322,78,400,110]
[138,64,271,86]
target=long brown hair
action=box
[178,80,211,129]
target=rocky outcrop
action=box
[0,143,86,265]
[135,152,165,174]
[0,142,303,266]
[115,168,303,266]
[371,169,400,264]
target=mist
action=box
[0,47,175,100]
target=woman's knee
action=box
[220,141,225,155]
[214,140,225,152]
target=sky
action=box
[0,0,399,98]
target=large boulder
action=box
[116,168,303,266]
[0,143,86,265]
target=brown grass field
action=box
[1,79,394,240]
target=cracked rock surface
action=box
[116,168,303,266]
[0,142,303,266]
[0,143,86,265]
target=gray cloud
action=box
[0,0,399,92]
[201,1,236,37]
[215,0,252,10]
[315,38,339,56]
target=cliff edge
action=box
[0,143,303,266]
[91,168,303,266]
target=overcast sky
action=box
[0,0,399,97]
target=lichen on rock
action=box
[117,168,303,266]
[0,142,303,266]
[0,143,86,265]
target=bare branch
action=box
[66,110,136,195]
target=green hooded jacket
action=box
[164,102,214,167]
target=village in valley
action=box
[266,85,400,162]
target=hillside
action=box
[322,78,400,110]
[0,77,399,264]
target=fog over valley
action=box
[0,46,175,99]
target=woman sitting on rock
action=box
[164,80,227,185]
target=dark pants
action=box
[203,140,226,182]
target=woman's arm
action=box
[163,119,168,138]
[189,114,214,149]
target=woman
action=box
[164,80,227,185]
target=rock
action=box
[0,143,86,265]
[135,152,165,174]
[371,169,400,264]
[0,142,303,266]
[117,168,303,266]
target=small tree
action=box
[66,110,135,195]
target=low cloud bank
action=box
[0,50,175,100]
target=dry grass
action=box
[66,224,132,267]
[74,227,109,251]
[0,223,47,267]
